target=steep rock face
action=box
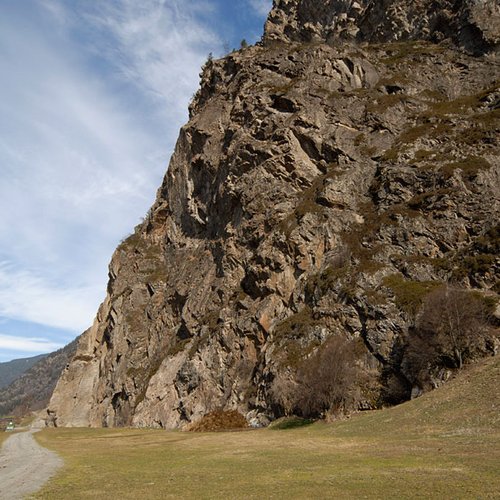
[264,0,500,55]
[49,0,499,428]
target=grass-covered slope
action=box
[35,356,499,499]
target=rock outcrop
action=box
[48,0,499,428]
[265,0,500,55]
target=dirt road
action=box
[0,429,63,499]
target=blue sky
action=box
[0,0,272,362]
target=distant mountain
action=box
[0,354,47,389]
[0,339,78,417]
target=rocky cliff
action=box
[265,0,500,54]
[48,0,499,428]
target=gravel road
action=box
[0,429,63,499]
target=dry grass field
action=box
[34,356,500,499]
[0,431,9,448]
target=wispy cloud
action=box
[0,263,102,332]
[80,0,221,124]
[0,334,63,354]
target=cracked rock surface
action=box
[48,0,499,428]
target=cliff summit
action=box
[264,0,500,55]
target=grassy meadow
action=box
[34,356,500,499]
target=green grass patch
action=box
[379,41,446,66]
[434,254,497,281]
[400,122,452,144]
[380,82,498,163]
[421,83,500,117]
[271,306,321,367]
[407,188,452,211]
[431,224,499,281]
[272,306,319,341]
[475,224,500,254]
[305,265,347,298]
[383,274,441,315]
[366,94,408,113]
[440,156,492,180]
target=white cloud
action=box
[0,334,63,353]
[0,30,153,297]
[38,0,69,26]
[81,0,221,123]
[249,0,273,17]
[0,263,102,332]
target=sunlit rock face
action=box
[264,0,500,55]
[48,0,499,429]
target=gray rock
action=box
[47,0,499,428]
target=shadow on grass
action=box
[268,416,315,430]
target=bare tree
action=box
[417,286,492,368]
[269,373,298,417]
[293,336,371,418]
[404,286,495,388]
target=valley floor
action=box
[34,357,499,499]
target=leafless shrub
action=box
[269,373,298,417]
[404,286,496,388]
[292,336,374,418]
[187,410,247,432]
